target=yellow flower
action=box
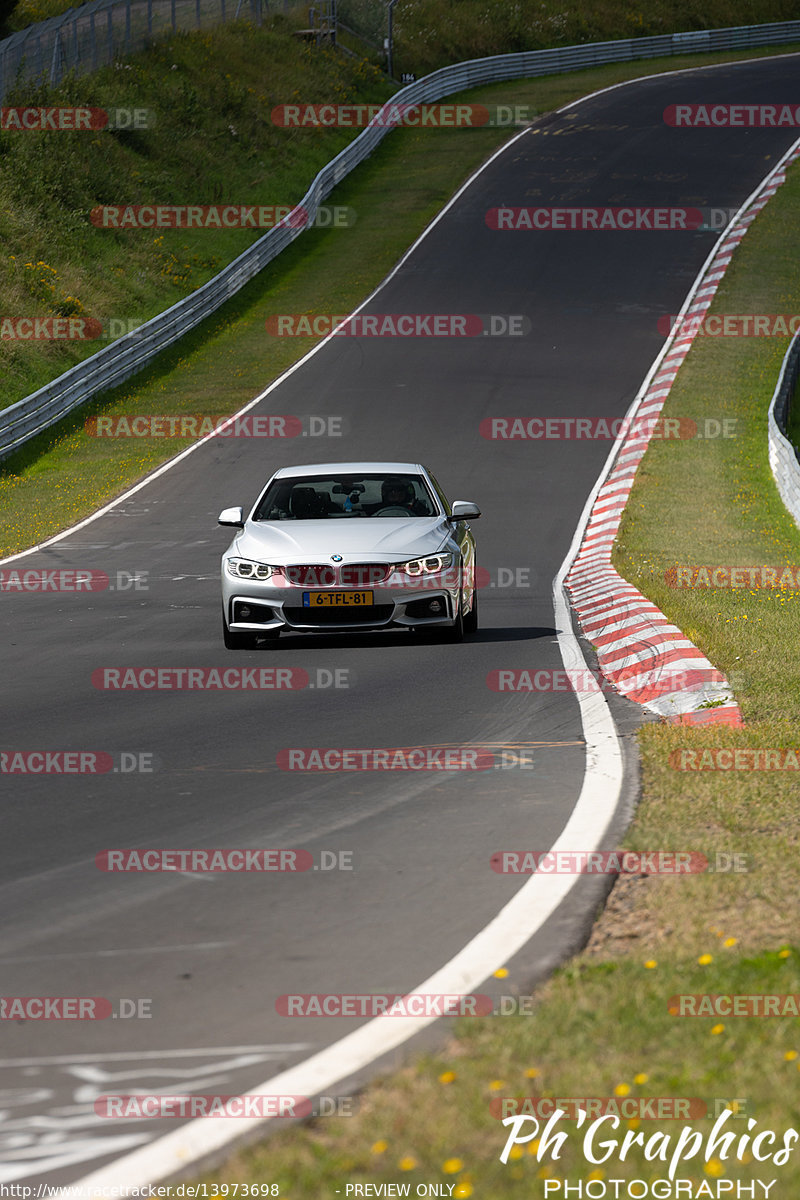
[644,959,657,969]
[371,1140,388,1154]
[705,1159,724,1177]
[442,1158,463,1174]
[698,953,713,965]
[453,1185,473,1198]
[398,1157,417,1171]
[614,1083,631,1097]
[711,1024,725,1035]
[779,949,791,958]
[633,1073,648,1084]
[508,1145,524,1160]
[587,1169,605,1181]
[784,1051,798,1062]
[527,1139,541,1155]
[494,967,509,978]
[723,937,737,948]
[488,1080,504,1091]
[438,1071,456,1084]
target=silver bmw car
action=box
[218,461,480,648]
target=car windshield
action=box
[253,473,438,520]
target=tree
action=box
[0,0,18,37]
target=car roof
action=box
[272,462,427,478]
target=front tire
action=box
[222,615,256,650]
[464,585,478,635]
[443,590,465,643]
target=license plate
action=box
[302,591,374,607]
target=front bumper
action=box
[222,577,461,633]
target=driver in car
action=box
[380,480,426,515]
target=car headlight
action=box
[394,553,453,576]
[226,557,276,580]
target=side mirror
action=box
[218,506,244,528]
[448,501,481,521]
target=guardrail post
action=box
[2,19,800,459]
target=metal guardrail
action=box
[2,18,800,460]
[768,330,800,530]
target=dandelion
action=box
[442,1158,463,1174]
[438,1070,456,1084]
[698,953,713,965]
[644,959,657,969]
[711,1024,725,1035]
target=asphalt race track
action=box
[2,51,799,1185]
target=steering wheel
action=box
[373,505,411,517]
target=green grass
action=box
[3,43,800,556]
[0,16,391,409]
[390,0,800,77]
[187,47,800,1200]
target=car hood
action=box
[233,517,451,563]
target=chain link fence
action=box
[0,0,293,100]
